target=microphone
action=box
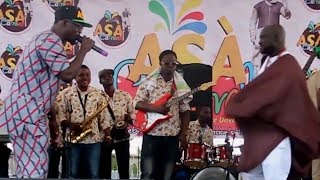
[224,131,229,144]
[75,35,108,57]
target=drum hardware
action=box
[225,131,236,180]
[190,166,237,180]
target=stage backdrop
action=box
[0,0,319,138]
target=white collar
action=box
[264,0,278,6]
[258,51,289,75]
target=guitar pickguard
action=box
[145,112,169,128]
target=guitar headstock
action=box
[199,82,214,91]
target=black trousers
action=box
[47,146,62,178]
[48,145,72,178]
[100,140,130,179]
[140,135,179,180]
[0,143,11,178]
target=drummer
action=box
[187,105,214,147]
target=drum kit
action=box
[174,141,241,180]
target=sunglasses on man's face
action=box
[161,61,179,66]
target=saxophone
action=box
[70,100,108,143]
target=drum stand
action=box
[61,126,72,178]
[63,101,73,178]
[225,133,235,180]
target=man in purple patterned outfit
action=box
[0,6,95,178]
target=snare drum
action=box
[184,143,207,169]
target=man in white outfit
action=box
[226,25,320,180]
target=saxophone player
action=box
[57,65,110,178]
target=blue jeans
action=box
[70,142,101,179]
[141,135,179,180]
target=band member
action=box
[0,5,94,178]
[0,142,11,178]
[57,65,110,178]
[98,69,133,179]
[0,85,11,178]
[307,71,320,180]
[250,0,291,74]
[134,50,192,180]
[48,81,72,178]
[225,25,320,180]
[187,106,213,147]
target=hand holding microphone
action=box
[76,35,108,57]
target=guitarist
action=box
[134,50,192,180]
[307,66,320,180]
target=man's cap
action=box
[54,6,92,28]
[99,69,114,78]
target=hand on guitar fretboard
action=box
[303,47,320,79]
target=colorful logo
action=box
[113,0,208,97]
[297,21,320,55]
[94,8,131,47]
[0,44,22,79]
[63,41,80,59]
[44,0,79,11]
[149,0,207,35]
[0,0,33,33]
[302,0,320,11]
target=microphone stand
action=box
[63,99,73,178]
[225,132,235,180]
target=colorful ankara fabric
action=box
[187,120,214,147]
[0,30,70,178]
[56,86,109,144]
[133,75,190,136]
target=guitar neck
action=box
[302,53,317,75]
[166,87,200,107]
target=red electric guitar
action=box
[135,82,214,133]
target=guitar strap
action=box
[107,104,116,121]
[76,89,88,121]
[171,78,177,95]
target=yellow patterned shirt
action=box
[105,89,134,126]
[56,86,109,144]
[307,71,320,108]
[133,76,190,136]
[187,120,214,147]
[102,90,134,140]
